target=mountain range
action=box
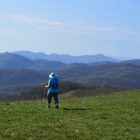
[0,51,140,95]
[13,51,117,63]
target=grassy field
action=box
[0,90,140,140]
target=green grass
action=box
[0,90,140,140]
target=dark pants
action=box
[47,92,59,106]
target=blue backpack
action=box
[50,78,59,89]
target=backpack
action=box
[50,78,59,89]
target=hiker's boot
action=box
[48,104,50,108]
[55,105,59,109]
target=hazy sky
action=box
[0,0,140,58]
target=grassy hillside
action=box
[0,90,140,139]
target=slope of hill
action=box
[123,59,140,66]
[0,61,140,95]
[0,52,140,95]
[0,69,48,86]
[13,51,48,59]
[30,59,66,71]
[8,81,121,101]
[0,90,139,139]
[58,63,140,88]
[0,69,49,95]
[0,53,32,69]
[0,53,67,71]
[13,51,117,63]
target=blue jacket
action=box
[47,77,59,94]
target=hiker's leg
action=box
[47,93,52,108]
[53,93,59,108]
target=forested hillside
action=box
[0,53,140,96]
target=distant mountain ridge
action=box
[0,52,32,69]
[0,53,66,71]
[13,51,117,64]
[0,52,140,95]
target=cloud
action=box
[7,14,68,30]
[2,14,140,41]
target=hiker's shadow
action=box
[62,107,90,111]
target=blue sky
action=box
[0,0,140,58]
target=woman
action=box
[45,72,59,109]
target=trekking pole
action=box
[43,87,46,103]
[43,85,48,103]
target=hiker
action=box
[45,72,59,109]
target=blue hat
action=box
[49,72,56,78]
